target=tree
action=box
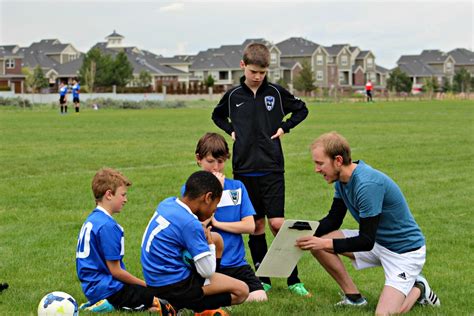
[422,76,439,99]
[293,61,315,95]
[31,65,49,92]
[453,67,471,93]
[387,68,412,93]
[137,70,152,88]
[442,78,452,93]
[276,78,288,89]
[112,51,133,88]
[204,74,215,88]
[21,67,34,93]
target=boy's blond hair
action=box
[243,43,270,68]
[92,168,132,202]
[195,132,231,160]
[311,132,352,165]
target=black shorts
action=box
[106,284,155,311]
[234,173,285,219]
[73,97,80,103]
[148,272,231,312]
[59,96,66,104]
[218,264,263,293]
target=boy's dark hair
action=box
[243,43,270,68]
[195,132,231,160]
[183,171,223,201]
[92,168,132,202]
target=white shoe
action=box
[335,293,368,307]
[415,274,440,306]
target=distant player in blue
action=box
[58,81,68,114]
[141,171,249,313]
[71,78,80,113]
[76,168,176,315]
[184,132,267,302]
[296,132,440,315]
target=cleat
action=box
[153,297,177,316]
[288,282,312,297]
[261,282,272,292]
[194,308,229,316]
[335,293,367,307]
[80,299,114,312]
[415,274,440,306]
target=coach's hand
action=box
[296,236,332,251]
[271,128,285,139]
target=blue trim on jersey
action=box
[239,172,271,177]
[72,83,80,97]
[141,197,210,287]
[334,160,425,253]
[76,208,125,304]
[59,86,68,96]
[180,178,256,268]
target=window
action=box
[316,71,323,81]
[316,55,323,65]
[271,53,277,65]
[339,72,344,83]
[341,55,348,66]
[5,59,15,69]
[328,57,334,64]
[446,62,453,71]
[219,71,229,80]
[370,73,376,81]
[367,58,373,67]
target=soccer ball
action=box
[38,291,78,316]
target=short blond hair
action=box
[92,168,131,202]
[311,132,352,165]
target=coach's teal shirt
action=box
[334,160,425,254]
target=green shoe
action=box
[261,282,272,292]
[288,283,312,297]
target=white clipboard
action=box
[255,220,319,278]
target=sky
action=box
[0,0,473,68]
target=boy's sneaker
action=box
[155,297,177,316]
[415,274,440,306]
[194,309,229,316]
[288,283,312,297]
[262,282,272,292]
[79,299,115,312]
[335,293,368,307]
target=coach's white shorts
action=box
[342,229,426,296]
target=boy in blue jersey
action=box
[58,81,68,114]
[188,133,267,302]
[76,168,176,315]
[71,78,80,113]
[296,132,440,314]
[141,171,249,314]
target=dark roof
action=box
[375,64,389,73]
[448,48,474,65]
[280,60,300,69]
[106,30,124,39]
[356,50,371,59]
[397,60,443,77]
[190,45,243,70]
[324,44,349,55]
[0,45,22,58]
[418,50,450,63]
[276,37,319,57]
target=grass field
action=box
[0,100,473,315]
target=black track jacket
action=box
[212,76,309,174]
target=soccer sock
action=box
[75,107,79,113]
[60,106,63,113]
[345,293,362,302]
[287,266,301,286]
[248,234,270,285]
[216,258,221,271]
[65,106,68,113]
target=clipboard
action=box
[255,219,319,278]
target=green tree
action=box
[422,76,439,99]
[21,67,34,93]
[442,78,452,93]
[276,78,288,89]
[387,68,412,93]
[137,70,152,88]
[293,61,315,95]
[204,74,215,88]
[112,51,133,88]
[453,67,471,93]
[31,65,49,92]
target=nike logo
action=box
[236,102,245,107]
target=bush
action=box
[0,97,32,107]
[82,98,186,109]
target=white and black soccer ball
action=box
[38,291,78,316]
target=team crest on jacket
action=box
[229,190,239,205]
[264,96,275,111]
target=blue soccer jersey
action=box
[334,160,425,254]
[59,86,68,96]
[72,83,80,98]
[180,178,255,268]
[76,206,126,304]
[141,197,211,287]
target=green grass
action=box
[0,100,473,315]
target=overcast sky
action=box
[1,0,472,68]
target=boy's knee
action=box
[211,232,224,254]
[235,281,249,304]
